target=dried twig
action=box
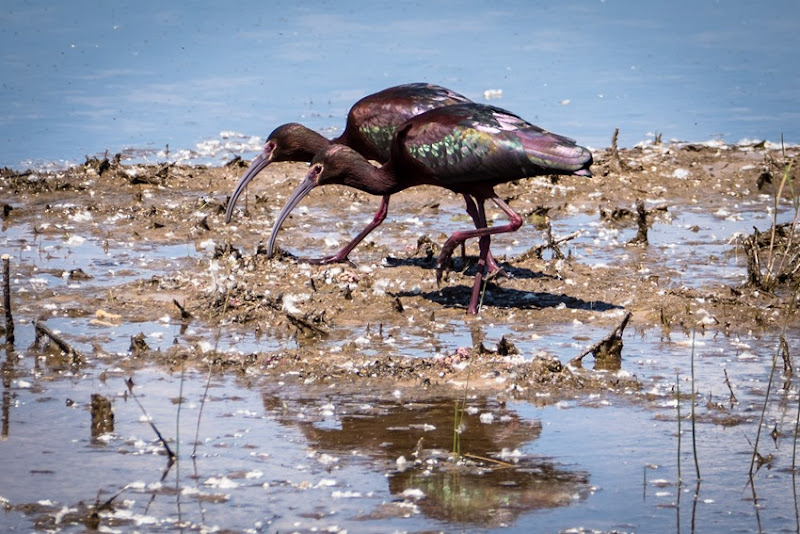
[515,228,581,263]
[285,312,329,337]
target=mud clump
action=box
[90,394,114,437]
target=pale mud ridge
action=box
[2,142,799,402]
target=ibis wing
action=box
[398,104,591,186]
[347,84,473,161]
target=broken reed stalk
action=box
[792,366,800,527]
[610,127,623,174]
[723,368,738,407]
[477,269,490,314]
[452,400,462,458]
[691,479,702,533]
[461,452,514,468]
[748,338,781,479]
[125,378,176,462]
[192,363,214,459]
[795,344,800,473]
[2,254,13,345]
[765,141,796,278]
[690,330,701,480]
[452,364,473,459]
[676,370,682,487]
[793,375,800,530]
[175,355,186,497]
[773,159,799,278]
[193,312,227,459]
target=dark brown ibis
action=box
[267,103,593,314]
[225,83,502,270]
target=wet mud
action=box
[2,141,800,531]
[4,143,798,379]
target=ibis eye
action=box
[309,163,323,181]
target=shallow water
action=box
[3,181,800,532]
[2,323,799,532]
[2,1,799,169]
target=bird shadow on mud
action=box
[383,255,551,281]
[392,284,622,312]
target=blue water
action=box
[2,1,799,169]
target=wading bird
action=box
[267,103,592,314]
[225,83,502,270]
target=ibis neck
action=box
[341,160,402,196]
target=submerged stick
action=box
[2,254,13,345]
[34,320,83,362]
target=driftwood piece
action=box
[571,311,632,368]
[34,320,83,362]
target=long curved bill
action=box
[266,164,322,257]
[224,141,276,223]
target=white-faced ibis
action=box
[267,103,593,314]
[224,82,502,269]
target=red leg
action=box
[467,233,492,314]
[436,195,522,289]
[461,194,501,274]
[301,195,390,266]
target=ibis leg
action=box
[302,195,391,266]
[461,194,502,274]
[436,195,522,295]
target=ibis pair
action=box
[225,83,592,314]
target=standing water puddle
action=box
[2,325,798,531]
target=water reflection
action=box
[263,393,590,527]
[1,345,14,440]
